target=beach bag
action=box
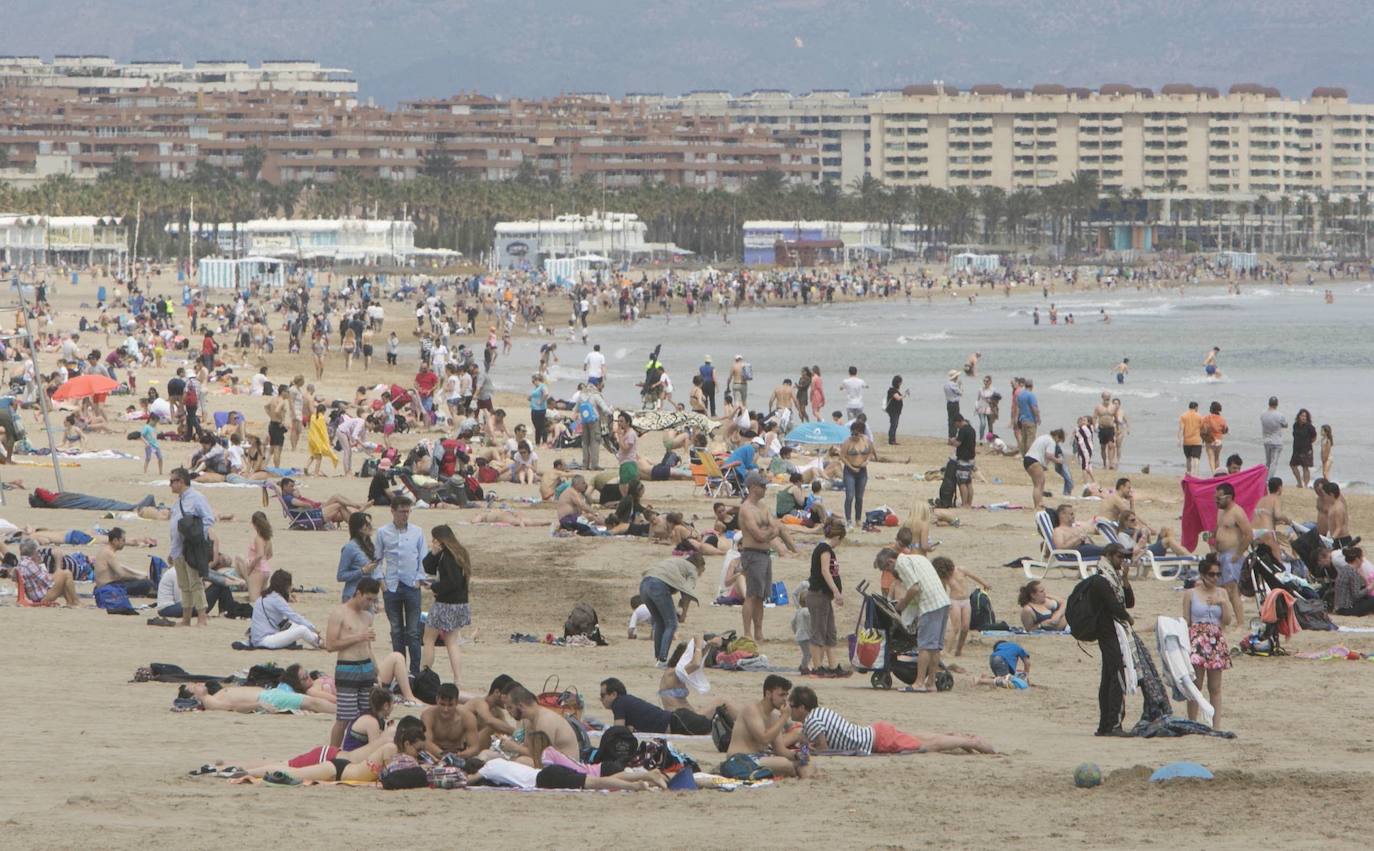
[463,475,484,501]
[245,663,284,688]
[768,581,789,607]
[1293,596,1336,631]
[537,676,584,718]
[1065,577,1101,642]
[94,583,135,614]
[359,458,379,478]
[855,628,886,669]
[719,753,771,782]
[710,706,734,753]
[412,668,441,705]
[578,400,599,425]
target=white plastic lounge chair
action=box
[1022,509,1100,580]
[1094,519,1198,582]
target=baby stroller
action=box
[850,580,953,691]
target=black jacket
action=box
[423,549,469,604]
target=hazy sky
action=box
[4,0,1370,105]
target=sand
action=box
[3,273,1373,850]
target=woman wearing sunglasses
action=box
[1183,553,1235,730]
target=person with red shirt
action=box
[413,365,439,426]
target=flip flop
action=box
[188,764,218,776]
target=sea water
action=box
[504,282,1374,488]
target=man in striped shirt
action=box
[788,686,996,755]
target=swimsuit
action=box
[1029,600,1060,627]
[258,684,305,713]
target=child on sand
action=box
[942,560,991,656]
[791,581,813,675]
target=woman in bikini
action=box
[245,716,428,783]
[239,511,274,602]
[281,687,395,769]
[808,365,825,421]
[1183,553,1234,729]
[1017,580,1066,631]
[655,635,733,733]
[1320,424,1334,482]
[839,421,875,526]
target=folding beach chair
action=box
[1022,509,1100,580]
[269,485,335,531]
[694,450,738,499]
[1094,519,1197,581]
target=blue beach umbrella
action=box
[785,421,850,445]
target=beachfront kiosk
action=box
[951,252,1001,273]
[1215,250,1258,271]
[197,256,289,289]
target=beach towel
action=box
[1130,632,1236,739]
[1261,589,1301,637]
[306,414,339,466]
[1179,465,1267,551]
[1155,616,1213,725]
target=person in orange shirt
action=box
[1177,401,1204,476]
[1201,401,1229,475]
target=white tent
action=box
[198,256,289,289]
[951,252,1000,273]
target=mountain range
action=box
[3,0,1371,105]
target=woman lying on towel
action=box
[477,729,668,791]
[242,715,430,783]
[253,688,398,772]
[177,665,335,714]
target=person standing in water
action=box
[1203,347,1222,379]
[1114,358,1129,385]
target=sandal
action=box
[188,764,218,776]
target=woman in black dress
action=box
[1289,408,1317,489]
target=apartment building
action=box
[0,56,357,101]
[0,87,819,189]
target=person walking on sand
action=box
[1178,401,1204,476]
[1211,483,1251,631]
[1259,396,1287,477]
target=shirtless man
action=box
[1203,346,1222,380]
[1212,483,1252,628]
[92,527,155,596]
[729,355,749,408]
[501,686,580,763]
[1092,391,1117,471]
[1254,477,1293,559]
[739,470,799,641]
[555,475,600,536]
[767,379,799,430]
[422,683,482,758]
[1051,505,1104,558]
[1325,481,1353,546]
[471,674,519,742]
[265,389,289,468]
[325,576,381,748]
[727,674,812,779]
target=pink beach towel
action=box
[1179,465,1268,551]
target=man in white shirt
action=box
[249,367,270,396]
[840,366,867,420]
[584,344,606,388]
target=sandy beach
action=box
[4,272,1374,850]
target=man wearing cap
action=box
[729,355,749,408]
[698,356,717,416]
[943,370,963,439]
[739,470,799,641]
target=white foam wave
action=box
[1048,380,1160,399]
[613,347,631,360]
[897,331,952,343]
[1176,374,1233,385]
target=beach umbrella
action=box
[785,421,850,445]
[52,374,119,402]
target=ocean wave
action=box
[613,347,631,360]
[1343,481,1374,495]
[1176,374,1233,385]
[897,331,952,343]
[1048,380,1160,399]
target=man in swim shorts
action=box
[1203,346,1221,378]
[738,471,799,642]
[1212,483,1251,629]
[327,576,381,747]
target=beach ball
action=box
[1073,762,1103,788]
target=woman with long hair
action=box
[336,511,378,602]
[249,569,320,649]
[1289,408,1317,489]
[241,511,274,602]
[808,365,825,421]
[1183,553,1233,729]
[1320,424,1334,481]
[421,524,473,681]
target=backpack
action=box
[463,475,484,501]
[710,705,734,752]
[1065,576,1102,642]
[593,724,640,773]
[245,663,284,687]
[176,495,212,577]
[412,668,441,705]
[969,588,1009,632]
[741,363,754,381]
[719,753,771,781]
[564,602,600,639]
[578,400,599,425]
[94,583,135,614]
